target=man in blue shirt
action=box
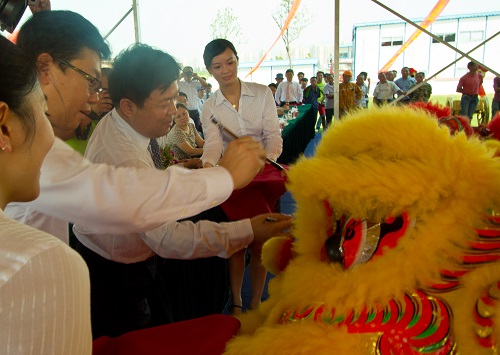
[394,67,416,104]
[303,76,324,112]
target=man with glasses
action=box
[7,11,268,245]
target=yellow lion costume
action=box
[225,106,500,354]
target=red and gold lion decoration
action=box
[225,106,500,354]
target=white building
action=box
[237,58,320,85]
[352,12,500,94]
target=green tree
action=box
[272,0,311,68]
[209,8,242,45]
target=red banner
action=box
[245,0,302,77]
[379,0,450,73]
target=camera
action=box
[0,0,29,33]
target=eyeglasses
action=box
[54,58,103,95]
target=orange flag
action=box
[245,0,302,77]
[379,0,450,73]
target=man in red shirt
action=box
[456,62,483,120]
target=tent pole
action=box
[333,0,340,124]
[103,7,133,40]
[133,0,141,43]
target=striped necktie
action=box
[149,138,163,169]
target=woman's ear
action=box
[36,53,55,86]
[0,103,13,153]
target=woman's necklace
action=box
[221,81,241,111]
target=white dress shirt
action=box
[0,211,91,354]
[73,109,254,264]
[275,80,303,103]
[6,126,234,244]
[373,81,402,100]
[324,83,335,109]
[178,80,202,112]
[201,80,283,167]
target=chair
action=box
[452,100,461,116]
[445,96,454,110]
[475,97,490,125]
[93,314,240,355]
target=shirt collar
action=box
[110,108,151,152]
[214,80,255,107]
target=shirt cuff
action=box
[225,219,254,255]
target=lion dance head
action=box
[225,106,500,354]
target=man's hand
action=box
[218,136,266,189]
[250,213,293,244]
[182,158,202,169]
[92,90,113,117]
[29,0,51,14]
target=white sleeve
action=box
[13,139,234,234]
[297,83,303,102]
[0,228,91,354]
[142,218,254,259]
[201,102,224,166]
[262,89,283,161]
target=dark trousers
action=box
[188,109,203,135]
[460,94,479,119]
[325,108,334,126]
[75,241,156,339]
[149,206,230,326]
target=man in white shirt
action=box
[73,43,293,338]
[373,72,403,106]
[7,11,267,244]
[178,66,207,133]
[323,74,335,127]
[275,69,303,106]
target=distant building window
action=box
[381,36,403,47]
[459,30,484,42]
[339,53,348,59]
[432,33,456,43]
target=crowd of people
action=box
[267,63,498,130]
[264,66,437,131]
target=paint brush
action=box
[210,116,284,171]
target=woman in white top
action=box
[0,37,92,353]
[201,39,284,313]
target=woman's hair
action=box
[203,39,238,68]
[0,36,39,143]
[175,102,189,112]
